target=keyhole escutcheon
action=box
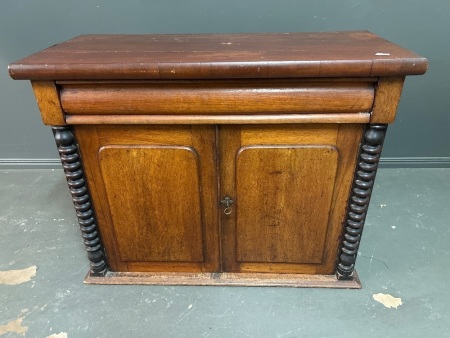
[220,196,234,214]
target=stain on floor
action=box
[373,293,403,309]
[46,332,68,338]
[0,266,37,285]
[0,317,28,336]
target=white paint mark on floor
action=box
[47,332,68,338]
[380,204,387,208]
[373,293,402,309]
[391,226,396,229]
[0,266,37,285]
[0,318,28,336]
[375,52,391,56]
[177,303,196,324]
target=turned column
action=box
[337,124,387,280]
[53,126,107,277]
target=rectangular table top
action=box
[9,31,427,81]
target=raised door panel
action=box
[220,124,364,274]
[98,145,204,263]
[74,125,219,272]
[235,146,338,264]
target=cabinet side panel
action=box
[98,146,204,263]
[235,146,338,264]
[319,124,365,274]
[371,77,405,124]
[31,81,66,125]
[74,126,125,271]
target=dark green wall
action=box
[1,0,449,167]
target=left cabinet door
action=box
[74,125,220,273]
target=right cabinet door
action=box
[219,124,364,274]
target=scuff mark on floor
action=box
[47,332,68,338]
[373,293,402,309]
[0,317,28,336]
[0,266,37,285]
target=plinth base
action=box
[84,270,361,289]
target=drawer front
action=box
[59,80,375,115]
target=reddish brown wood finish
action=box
[219,124,364,275]
[85,271,361,288]
[371,77,405,123]
[31,81,65,125]
[9,31,427,81]
[235,146,339,264]
[99,146,204,263]
[8,32,428,286]
[65,113,371,125]
[75,125,220,273]
[59,81,374,115]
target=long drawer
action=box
[59,79,375,115]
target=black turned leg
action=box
[337,124,387,280]
[52,126,107,277]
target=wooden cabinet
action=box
[9,31,427,287]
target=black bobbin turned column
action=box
[53,126,107,277]
[337,124,387,280]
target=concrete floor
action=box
[0,168,449,338]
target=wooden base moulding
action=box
[84,271,361,289]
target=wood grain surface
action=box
[9,31,427,80]
[74,125,220,272]
[84,271,361,288]
[60,81,374,115]
[371,77,405,123]
[65,113,371,125]
[235,146,338,264]
[99,145,204,263]
[30,81,65,125]
[220,124,363,274]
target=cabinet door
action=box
[219,124,363,274]
[74,125,220,273]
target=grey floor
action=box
[0,168,449,338]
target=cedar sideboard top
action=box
[9,31,427,81]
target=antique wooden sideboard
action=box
[9,31,427,288]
